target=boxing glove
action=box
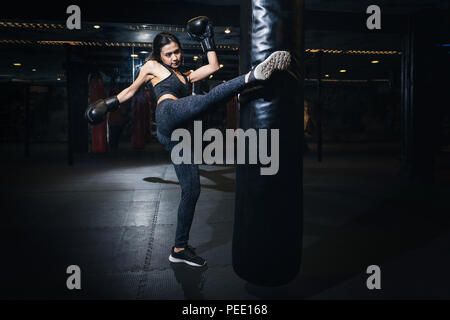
[186,16,216,52]
[85,96,120,125]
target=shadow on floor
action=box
[143,166,236,193]
[170,263,208,300]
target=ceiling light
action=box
[209,75,213,79]
[93,25,101,29]
[57,77,61,81]
[131,54,138,58]
[371,60,379,64]
[219,64,223,68]
[224,28,231,34]
[193,56,198,61]
[13,63,21,66]
[140,51,149,54]
[339,69,347,73]
[324,74,329,77]
[32,68,36,72]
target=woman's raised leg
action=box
[157,50,291,135]
[156,74,247,135]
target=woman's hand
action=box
[186,16,216,53]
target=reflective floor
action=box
[1,140,449,299]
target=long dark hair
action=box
[147,32,183,63]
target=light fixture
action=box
[219,64,224,68]
[209,75,213,79]
[13,63,21,66]
[324,74,329,77]
[140,51,149,54]
[371,60,379,64]
[93,25,101,29]
[339,69,347,73]
[224,28,231,34]
[131,54,138,58]
[193,56,198,61]
[32,68,36,72]
[57,77,61,81]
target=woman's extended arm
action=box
[116,60,155,103]
[187,51,220,83]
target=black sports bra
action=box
[150,62,190,101]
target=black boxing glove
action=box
[186,16,216,52]
[85,96,119,125]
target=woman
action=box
[85,17,291,267]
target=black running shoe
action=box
[169,245,207,267]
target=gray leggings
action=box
[155,74,246,248]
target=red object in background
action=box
[108,103,124,126]
[132,86,152,149]
[226,95,239,129]
[89,73,107,153]
[108,78,124,128]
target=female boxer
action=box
[86,16,291,267]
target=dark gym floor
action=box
[1,140,449,300]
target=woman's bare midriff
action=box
[157,94,178,105]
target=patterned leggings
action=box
[155,74,247,248]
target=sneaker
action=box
[249,51,291,82]
[169,245,207,267]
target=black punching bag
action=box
[233,0,305,286]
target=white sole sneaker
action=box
[253,51,291,81]
[169,254,206,267]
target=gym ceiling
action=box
[0,0,448,83]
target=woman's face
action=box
[160,41,182,69]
